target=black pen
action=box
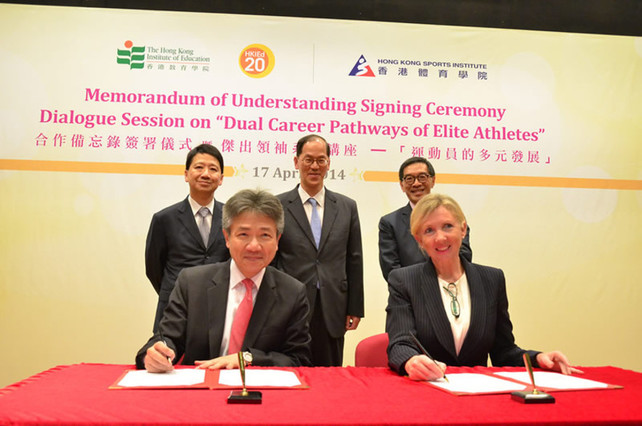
[409,333,449,383]
[158,331,173,365]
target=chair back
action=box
[354,333,389,367]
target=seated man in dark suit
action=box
[378,157,472,281]
[136,188,312,372]
[145,144,230,332]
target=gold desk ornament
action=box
[227,352,262,404]
[511,353,555,404]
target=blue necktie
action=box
[308,198,321,248]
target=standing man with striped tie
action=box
[145,144,230,332]
[275,134,364,367]
[137,188,311,371]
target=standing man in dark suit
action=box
[137,188,311,371]
[378,157,472,281]
[145,144,230,332]
[275,134,364,366]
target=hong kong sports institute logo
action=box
[349,54,375,77]
[117,40,145,70]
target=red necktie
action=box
[228,279,254,354]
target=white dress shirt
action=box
[298,185,325,224]
[187,196,215,230]
[438,273,471,356]
[219,260,265,356]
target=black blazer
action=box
[378,203,472,280]
[136,261,312,368]
[275,186,364,338]
[145,197,230,330]
[386,258,539,375]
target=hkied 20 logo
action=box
[239,44,275,78]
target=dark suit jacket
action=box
[385,258,539,375]
[145,197,230,330]
[378,203,473,280]
[136,261,312,368]
[274,186,364,339]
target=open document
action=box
[493,371,616,391]
[423,371,620,396]
[111,368,207,389]
[427,373,526,396]
[218,369,301,387]
[210,369,308,389]
[110,367,308,390]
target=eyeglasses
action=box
[301,157,328,167]
[442,283,460,318]
[402,173,432,185]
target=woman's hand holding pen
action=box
[407,333,449,382]
[143,341,175,373]
[405,355,448,381]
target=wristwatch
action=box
[242,351,253,366]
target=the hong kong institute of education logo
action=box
[349,54,375,77]
[117,40,146,70]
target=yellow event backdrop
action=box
[1,4,641,387]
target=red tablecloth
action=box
[1,364,641,425]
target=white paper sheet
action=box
[494,371,609,390]
[218,369,301,387]
[117,369,205,387]
[428,373,527,394]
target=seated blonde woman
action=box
[386,193,582,381]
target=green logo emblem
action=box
[117,40,145,69]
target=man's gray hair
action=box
[222,188,284,235]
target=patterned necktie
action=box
[308,198,322,248]
[197,206,210,246]
[228,279,254,354]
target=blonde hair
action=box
[410,193,466,238]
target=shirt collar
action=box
[298,185,325,207]
[229,259,265,290]
[188,196,215,216]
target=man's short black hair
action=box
[398,157,435,181]
[185,144,224,172]
[296,134,330,157]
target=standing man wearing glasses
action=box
[378,157,472,281]
[275,134,364,367]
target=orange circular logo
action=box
[239,44,275,78]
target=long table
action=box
[1,364,641,425]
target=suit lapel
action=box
[207,200,224,250]
[178,197,205,248]
[400,203,413,243]
[285,187,317,249]
[457,261,487,362]
[318,189,338,250]
[420,262,458,359]
[207,261,231,356]
[401,203,412,228]
[243,268,276,347]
